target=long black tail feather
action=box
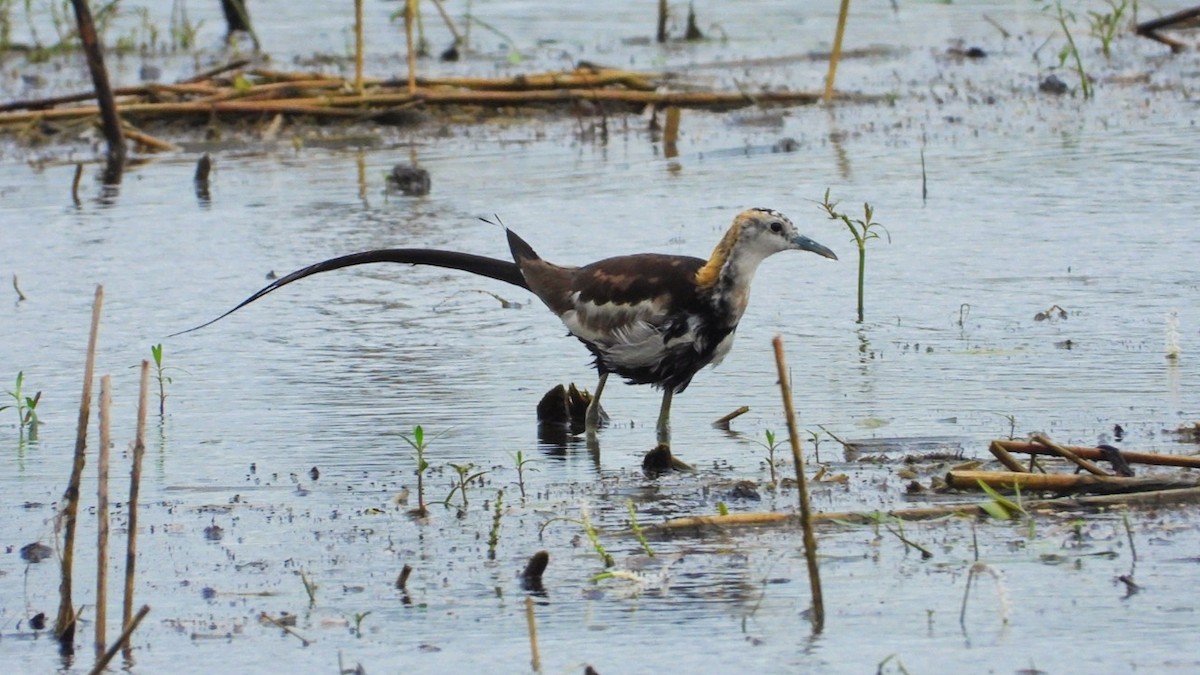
[171,248,529,337]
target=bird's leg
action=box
[655,389,673,445]
[585,372,608,436]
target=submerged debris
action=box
[387,164,431,196]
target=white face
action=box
[739,209,802,256]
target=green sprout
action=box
[819,189,888,323]
[299,570,318,607]
[511,449,539,501]
[538,504,614,568]
[444,462,489,511]
[1045,0,1093,99]
[1,371,42,440]
[627,499,655,558]
[487,490,504,561]
[402,425,431,517]
[1087,0,1129,60]
[351,611,371,637]
[753,429,786,486]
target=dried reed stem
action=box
[405,0,417,93]
[1031,433,1113,476]
[95,374,112,658]
[354,0,365,94]
[123,361,149,638]
[89,604,149,675]
[56,284,104,644]
[823,0,852,102]
[987,440,1029,473]
[525,596,541,672]
[771,335,824,631]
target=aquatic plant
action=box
[511,449,538,501]
[1165,310,1181,360]
[538,504,614,568]
[487,490,504,560]
[1087,0,1131,59]
[977,479,1027,521]
[753,429,786,486]
[299,571,318,607]
[1045,0,1093,99]
[351,611,371,638]
[819,189,888,323]
[959,561,1011,631]
[627,500,656,558]
[1,371,41,440]
[150,343,171,415]
[401,425,431,517]
[444,462,489,511]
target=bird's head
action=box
[733,208,838,261]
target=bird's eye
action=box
[769,221,783,233]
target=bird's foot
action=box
[642,443,694,477]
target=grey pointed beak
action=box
[792,235,838,261]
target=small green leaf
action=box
[717,501,729,516]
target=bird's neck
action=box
[695,232,769,325]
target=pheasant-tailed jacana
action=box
[178,208,837,448]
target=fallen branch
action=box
[1031,433,1112,476]
[993,439,1200,470]
[946,469,1198,495]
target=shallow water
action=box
[2,1,1200,673]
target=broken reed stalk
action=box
[987,441,1030,473]
[404,0,417,93]
[823,0,852,102]
[428,0,463,45]
[88,604,149,675]
[71,163,83,205]
[771,335,824,631]
[946,470,1196,495]
[123,361,150,638]
[663,106,681,158]
[95,374,112,659]
[69,0,124,164]
[57,284,104,644]
[524,596,541,672]
[712,405,750,429]
[993,440,1200,469]
[1030,433,1112,476]
[354,0,364,94]
[656,0,668,43]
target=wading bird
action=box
[178,208,836,460]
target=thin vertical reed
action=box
[354,0,365,94]
[95,374,112,658]
[823,0,851,102]
[56,285,104,645]
[405,0,417,93]
[123,361,149,640]
[771,335,825,631]
[525,596,541,672]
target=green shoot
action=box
[716,501,729,516]
[1087,0,1129,59]
[976,479,1027,520]
[1,371,42,440]
[538,505,614,568]
[402,425,431,517]
[151,343,170,416]
[1047,1,1093,99]
[352,611,371,637]
[511,449,539,501]
[752,429,786,486]
[444,462,489,511]
[819,189,888,323]
[299,571,318,607]
[627,500,655,558]
[488,490,504,561]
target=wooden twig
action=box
[824,0,852,102]
[123,361,149,641]
[993,439,1200,469]
[259,613,312,646]
[56,284,104,645]
[712,405,749,430]
[659,485,1200,531]
[12,274,26,301]
[116,122,180,152]
[89,604,149,675]
[1031,433,1113,476]
[947,469,1196,494]
[428,0,464,45]
[772,336,824,631]
[524,596,541,672]
[69,0,124,163]
[1135,6,1200,53]
[95,375,112,658]
[987,441,1030,473]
